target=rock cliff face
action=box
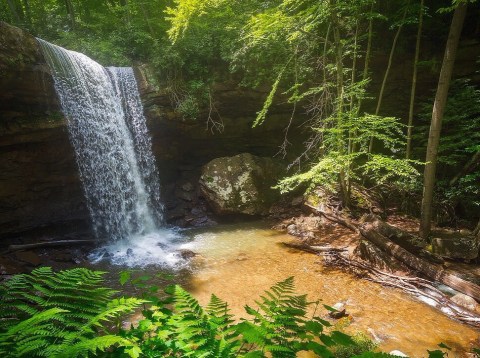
[0,22,88,238]
[0,22,303,237]
[2,21,479,237]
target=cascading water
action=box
[37,39,185,267]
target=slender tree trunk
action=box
[322,23,331,85]
[406,0,424,159]
[64,0,75,28]
[347,19,359,200]
[369,5,408,153]
[361,3,374,97]
[353,3,374,155]
[139,1,155,36]
[6,0,21,23]
[419,3,467,239]
[331,1,349,207]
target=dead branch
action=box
[7,240,96,252]
[305,203,359,233]
[282,242,347,254]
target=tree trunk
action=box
[420,3,467,239]
[369,5,408,153]
[406,0,424,159]
[64,0,75,28]
[330,0,349,207]
[6,0,22,23]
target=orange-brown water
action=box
[179,222,479,357]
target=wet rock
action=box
[167,206,186,221]
[199,153,284,215]
[287,224,298,235]
[190,206,204,216]
[53,251,73,262]
[0,256,25,274]
[329,302,347,319]
[126,248,133,256]
[156,242,168,249]
[432,235,480,260]
[177,190,195,202]
[177,249,196,260]
[291,196,304,206]
[450,293,480,312]
[182,182,194,192]
[389,350,409,357]
[14,250,42,266]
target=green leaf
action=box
[438,342,451,350]
[125,345,142,358]
[428,350,447,358]
[119,270,131,286]
[331,330,356,346]
[304,320,324,334]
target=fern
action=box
[0,267,143,357]
[0,269,398,357]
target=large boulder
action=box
[432,235,480,260]
[199,153,283,215]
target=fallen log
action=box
[360,220,480,302]
[324,250,480,327]
[282,242,347,254]
[7,239,96,252]
[367,219,444,264]
[304,203,359,233]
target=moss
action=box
[332,331,378,358]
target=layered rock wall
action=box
[0,22,88,238]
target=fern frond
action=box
[55,335,138,358]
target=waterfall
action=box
[37,39,183,267]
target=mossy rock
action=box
[199,153,284,215]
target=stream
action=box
[90,221,479,357]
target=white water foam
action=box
[88,229,189,268]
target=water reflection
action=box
[181,222,479,356]
[89,221,479,356]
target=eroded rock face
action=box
[199,153,283,215]
[0,22,88,238]
[0,22,298,236]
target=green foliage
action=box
[124,276,358,357]
[0,267,143,357]
[0,268,475,357]
[333,331,378,358]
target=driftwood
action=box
[324,250,480,327]
[360,220,480,302]
[304,203,359,233]
[282,242,347,254]
[301,204,480,306]
[7,240,96,252]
